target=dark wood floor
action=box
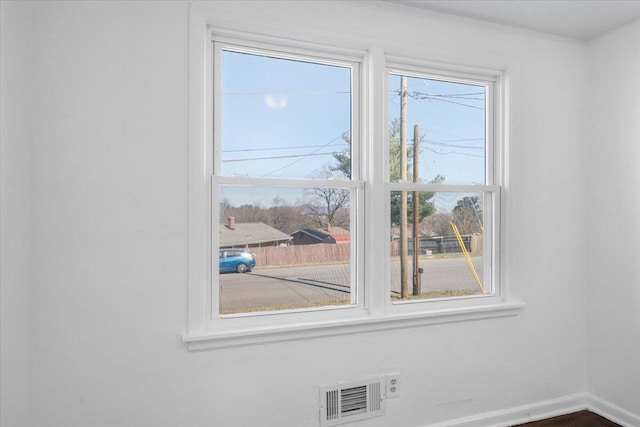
[513,410,621,426]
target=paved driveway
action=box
[219,256,484,314]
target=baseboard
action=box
[586,394,640,427]
[421,392,640,427]
[423,393,587,427]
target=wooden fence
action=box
[251,244,351,268]
[249,235,481,268]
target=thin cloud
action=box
[263,94,288,109]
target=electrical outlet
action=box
[386,373,401,399]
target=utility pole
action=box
[400,76,409,299]
[412,124,421,296]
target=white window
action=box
[184,12,521,350]
[212,41,363,316]
[385,63,500,307]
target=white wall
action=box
[587,19,640,419]
[1,2,34,426]
[1,1,597,426]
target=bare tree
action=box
[267,197,302,233]
[452,196,483,235]
[422,212,454,236]
[219,198,233,222]
[304,187,350,228]
[221,202,269,224]
[306,164,350,229]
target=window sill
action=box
[182,301,524,351]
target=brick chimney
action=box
[227,217,235,230]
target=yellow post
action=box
[450,222,484,293]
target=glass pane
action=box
[389,191,488,301]
[218,185,353,315]
[221,50,352,179]
[388,74,486,185]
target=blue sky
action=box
[222,50,351,179]
[220,49,486,210]
[388,75,486,185]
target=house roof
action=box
[293,226,350,242]
[331,231,350,243]
[220,222,292,247]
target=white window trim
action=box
[211,35,365,316]
[184,4,523,351]
[209,30,367,325]
[382,58,503,314]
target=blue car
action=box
[219,249,256,273]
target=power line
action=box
[261,131,349,176]
[407,92,484,110]
[223,90,350,96]
[389,89,485,109]
[390,90,484,98]
[226,90,483,100]
[424,147,483,158]
[223,142,347,153]
[425,92,484,100]
[428,138,484,142]
[222,140,483,164]
[223,151,340,163]
[425,140,484,150]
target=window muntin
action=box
[214,43,360,316]
[387,69,497,303]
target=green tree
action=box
[387,117,404,182]
[390,174,444,226]
[331,131,352,179]
[332,120,444,227]
[333,119,412,181]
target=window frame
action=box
[212,42,365,319]
[184,8,523,351]
[205,29,370,329]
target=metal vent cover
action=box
[320,376,385,426]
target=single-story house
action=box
[220,217,292,248]
[290,225,350,245]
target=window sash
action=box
[210,36,365,319]
[383,64,501,307]
[385,59,499,185]
[384,187,501,308]
[212,39,362,181]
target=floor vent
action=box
[320,377,385,426]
